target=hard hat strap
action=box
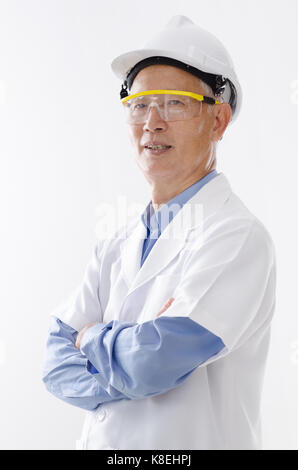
[120,79,129,99]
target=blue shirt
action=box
[42,170,225,410]
[141,169,219,266]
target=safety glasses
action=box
[121,89,220,124]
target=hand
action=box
[75,322,98,350]
[156,297,175,317]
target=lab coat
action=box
[55,172,276,450]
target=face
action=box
[126,65,229,185]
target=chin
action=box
[140,163,177,180]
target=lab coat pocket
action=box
[139,274,181,323]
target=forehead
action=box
[130,65,205,94]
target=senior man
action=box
[42,16,276,450]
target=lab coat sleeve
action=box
[42,315,131,410]
[80,315,225,400]
[160,220,276,356]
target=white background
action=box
[0,0,297,450]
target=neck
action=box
[150,166,216,211]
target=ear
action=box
[212,103,232,141]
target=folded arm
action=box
[42,312,225,408]
[79,315,225,400]
[42,316,130,410]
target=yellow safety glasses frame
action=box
[120,89,221,106]
[121,89,221,124]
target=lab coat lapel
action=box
[120,173,232,296]
[120,219,148,289]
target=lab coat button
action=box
[97,408,106,421]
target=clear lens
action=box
[123,93,202,124]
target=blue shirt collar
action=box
[141,169,218,235]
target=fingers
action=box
[75,322,98,350]
[156,297,175,317]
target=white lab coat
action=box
[55,172,276,450]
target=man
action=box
[42,15,276,450]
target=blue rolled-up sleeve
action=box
[80,315,226,400]
[42,316,129,410]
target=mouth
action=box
[143,144,172,155]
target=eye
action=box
[128,101,148,111]
[126,101,145,109]
[168,99,184,106]
[134,103,146,109]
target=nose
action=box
[143,104,168,132]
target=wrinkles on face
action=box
[127,65,219,202]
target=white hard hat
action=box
[111,15,242,123]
